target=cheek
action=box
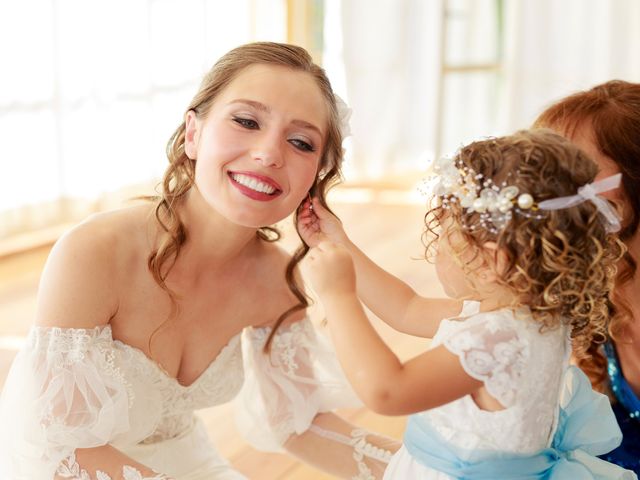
[435,254,462,296]
[199,127,245,163]
[592,157,622,201]
[434,246,452,278]
[593,163,630,220]
[194,135,244,188]
[288,157,321,194]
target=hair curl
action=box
[534,80,640,391]
[145,42,344,353]
[423,130,624,388]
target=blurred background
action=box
[0,0,639,478]
[1,0,639,245]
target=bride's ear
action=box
[184,110,200,160]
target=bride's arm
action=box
[0,223,173,480]
[283,412,399,479]
[55,447,171,480]
[0,326,174,480]
[235,315,400,479]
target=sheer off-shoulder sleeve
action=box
[235,318,399,479]
[442,311,529,407]
[0,326,132,479]
[235,318,361,451]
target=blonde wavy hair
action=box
[146,42,344,352]
[423,130,624,387]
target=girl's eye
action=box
[233,117,259,129]
[289,138,315,152]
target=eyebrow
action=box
[228,99,323,137]
[230,99,270,113]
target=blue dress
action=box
[600,342,640,475]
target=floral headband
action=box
[425,156,622,234]
[335,95,352,139]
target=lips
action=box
[228,171,283,201]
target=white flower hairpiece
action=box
[335,94,352,139]
[425,156,622,233]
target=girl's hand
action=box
[304,241,356,298]
[297,197,349,248]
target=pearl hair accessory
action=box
[424,156,622,234]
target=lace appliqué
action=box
[443,315,528,407]
[32,326,135,409]
[350,429,394,480]
[31,327,96,362]
[99,343,134,409]
[308,425,393,480]
[270,321,308,375]
[57,452,174,480]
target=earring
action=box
[307,192,314,212]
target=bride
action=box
[0,42,398,480]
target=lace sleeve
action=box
[442,312,529,407]
[235,318,399,479]
[56,451,172,480]
[0,325,154,479]
[235,318,361,451]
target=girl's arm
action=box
[304,241,481,415]
[298,198,461,337]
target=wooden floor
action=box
[0,188,444,479]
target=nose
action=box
[252,132,284,168]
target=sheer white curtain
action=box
[500,0,640,129]
[0,0,286,239]
[336,0,640,180]
[337,0,444,179]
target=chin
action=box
[229,210,290,229]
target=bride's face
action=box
[184,64,328,228]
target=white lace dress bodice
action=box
[384,301,569,479]
[0,318,361,480]
[111,328,245,446]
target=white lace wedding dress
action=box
[0,318,390,480]
[384,301,569,479]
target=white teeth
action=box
[231,173,277,194]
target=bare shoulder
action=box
[35,204,153,329]
[252,241,308,327]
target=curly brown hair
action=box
[423,130,624,385]
[146,42,344,353]
[534,80,640,391]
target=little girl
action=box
[298,129,637,479]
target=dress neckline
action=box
[31,323,242,390]
[110,327,242,390]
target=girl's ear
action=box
[184,110,200,160]
[481,241,509,281]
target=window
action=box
[0,0,287,239]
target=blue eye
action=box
[289,138,315,152]
[233,117,259,129]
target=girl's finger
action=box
[298,207,316,221]
[311,198,333,219]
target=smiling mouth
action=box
[228,172,282,199]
